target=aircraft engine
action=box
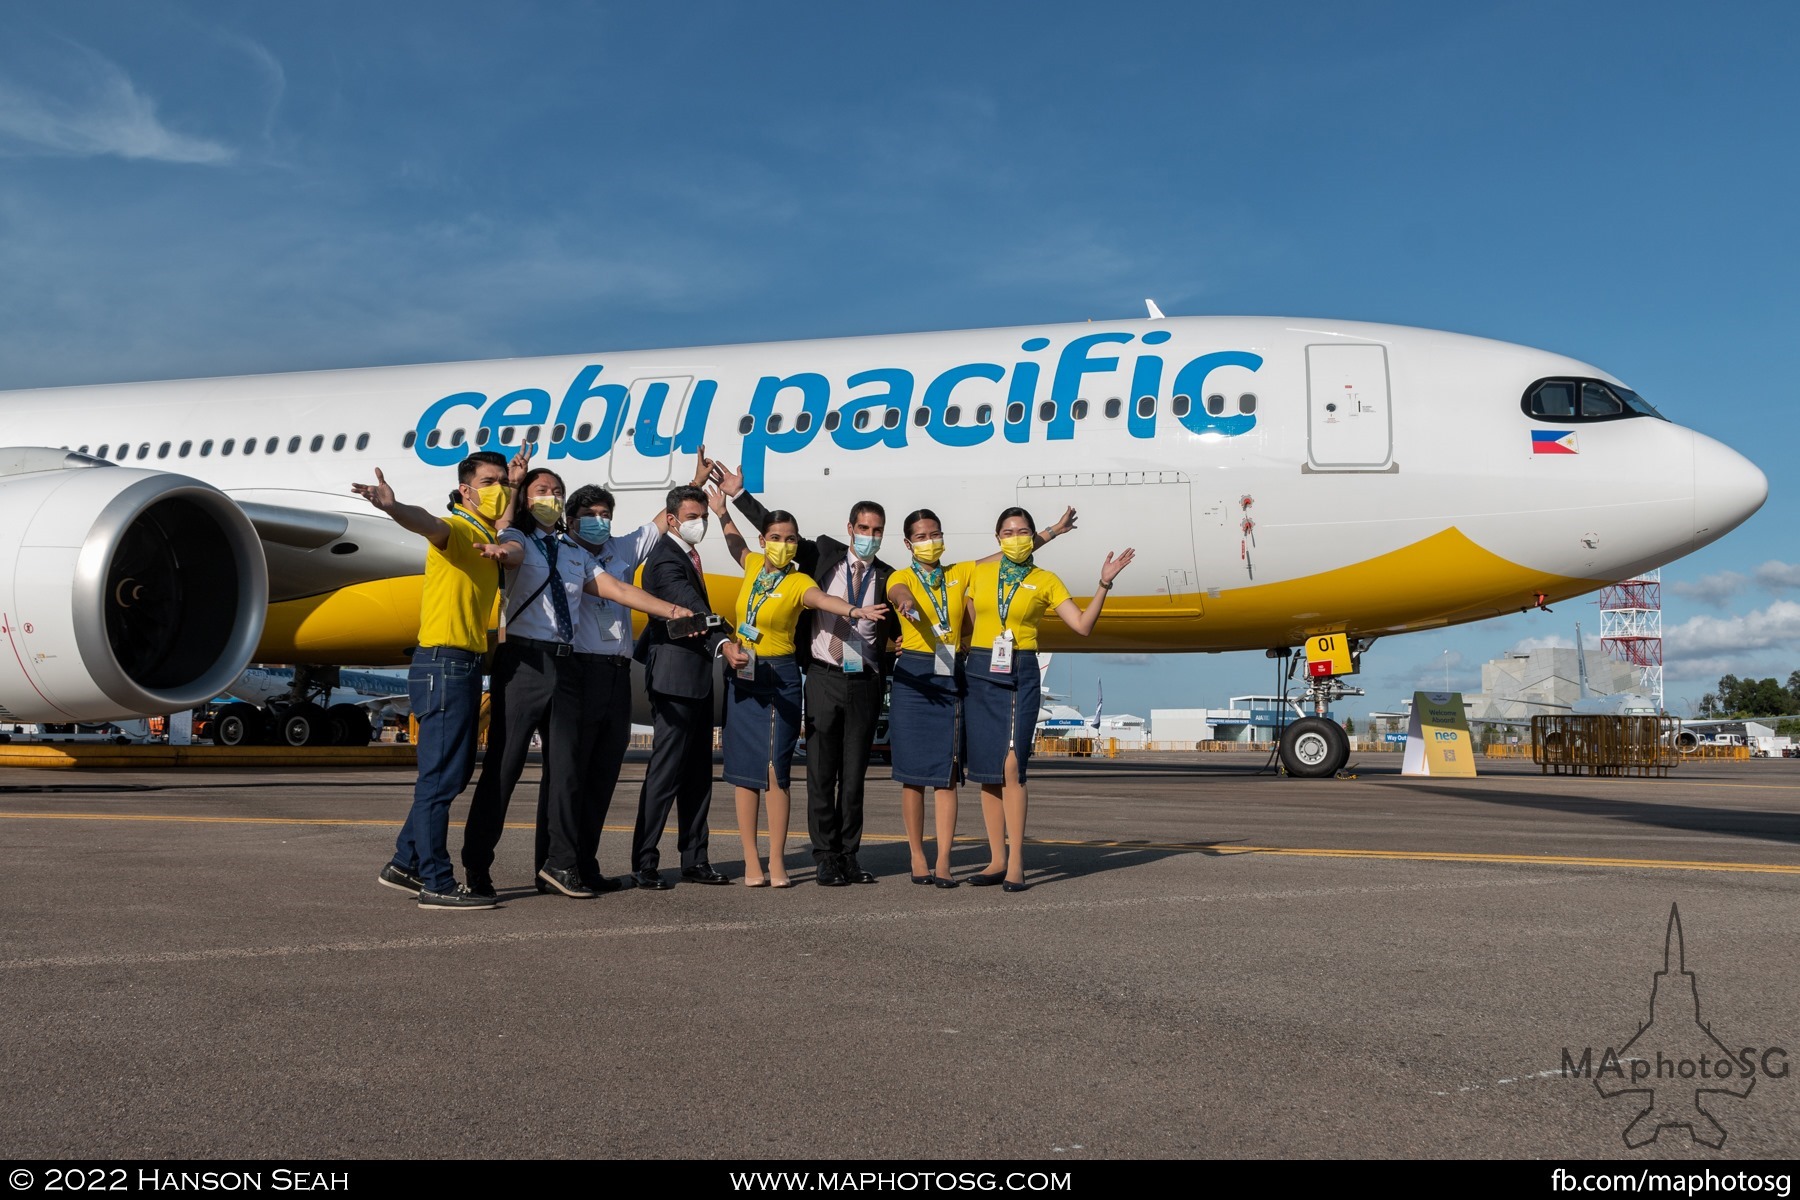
[1672,729,1701,753]
[0,451,267,724]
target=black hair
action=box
[902,508,941,540]
[665,484,709,516]
[520,467,568,532]
[567,484,616,518]
[760,509,799,536]
[849,500,886,524]
[447,451,508,510]
[995,506,1037,535]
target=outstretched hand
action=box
[713,460,745,497]
[854,602,891,623]
[476,542,509,561]
[705,483,728,517]
[350,468,396,512]
[1048,506,1078,538]
[1100,548,1136,584]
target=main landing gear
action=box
[208,667,378,748]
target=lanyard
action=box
[915,565,951,630]
[449,507,502,585]
[996,561,1031,626]
[745,564,787,630]
[844,558,873,608]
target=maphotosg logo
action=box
[1560,904,1789,1149]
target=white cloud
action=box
[1664,600,1800,662]
[1669,570,1749,606]
[1753,560,1800,593]
[0,42,231,164]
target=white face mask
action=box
[677,517,707,546]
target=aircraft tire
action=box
[279,703,328,748]
[212,703,265,747]
[326,703,375,746]
[1280,717,1348,779]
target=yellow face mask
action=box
[911,538,944,566]
[999,534,1034,564]
[473,483,509,522]
[529,495,565,527]
[763,541,798,570]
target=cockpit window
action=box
[1523,378,1665,423]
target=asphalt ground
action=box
[2,750,1796,1160]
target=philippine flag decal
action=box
[1531,430,1579,455]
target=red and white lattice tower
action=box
[1598,569,1663,711]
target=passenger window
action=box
[265,437,278,454]
[1581,382,1623,417]
[1038,401,1055,423]
[286,437,300,454]
[354,433,368,450]
[158,442,171,459]
[309,435,323,452]
[1105,398,1122,419]
[426,431,441,448]
[1136,396,1155,418]
[1528,381,1578,418]
[550,424,566,442]
[525,426,540,443]
[913,408,929,428]
[402,431,417,449]
[222,439,235,455]
[78,444,90,454]
[1006,402,1025,424]
[795,411,813,433]
[945,405,962,426]
[1240,393,1257,414]
[450,430,465,448]
[499,427,514,445]
[180,440,193,457]
[1172,395,1191,418]
[1072,399,1089,420]
[576,423,592,441]
[244,439,257,456]
[1205,394,1224,416]
[739,416,754,435]
[332,434,346,451]
[854,411,871,431]
[768,414,784,433]
[96,444,109,458]
[200,440,213,456]
[116,445,129,460]
[975,405,992,425]
[825,411,841,432]
[883,409,901,430]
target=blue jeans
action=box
[392,646,484,894]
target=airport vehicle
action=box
[0,311,1766,777]
[213,665,411,747]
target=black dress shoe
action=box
[931,875,960,889]
[910,873,934,885]
[466,873,498,899]
[1002,880,1030,893]
[815,857,848,887]
[589,875,629,894]
[842,854,877,884]
[539,866,598,898]
[680,865,732,885]
[635,867,671,891]
[967,871,1005,887]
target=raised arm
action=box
[351,468,452,551]
[493,444,534,535]
[709,484,749,567]
[644,548,732,656]
[801,588,889,625]
[887,579,922,622]
[1052,548,1135,638]
[588,570,693,622]
[972,506,1078,564]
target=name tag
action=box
[738,623,762,644]
[737,645,757,681]
[933,623,951,642]
[990,632,1013,673]
[933,641,955,677]
[842,642,864,674]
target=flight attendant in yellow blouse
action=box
[963,507,1133,891]
[712,493,889,888]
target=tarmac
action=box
[2,750,1796,1160]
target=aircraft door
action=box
[1016,471,1201,616]
[608,376,696,489]
[1306,344,1393,470]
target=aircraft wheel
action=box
[212,703,265,747]
[327,703,375,746]
[280,703,328,748]
[1280,717,1348,779]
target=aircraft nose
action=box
[1692,430,1767,549]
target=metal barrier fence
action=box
[1679,744,1752,761]
[1531,714,1680,778]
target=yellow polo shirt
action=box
[419,508,500,653]
[732,553,818,657]
[889,562,972,653]
[965,560,1074,651]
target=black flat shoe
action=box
[931,876,959,889]
[967,872,1005,887]
[910,874,934,885]
[1002,880,1030,893]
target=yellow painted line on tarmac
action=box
[1,809,1795,875]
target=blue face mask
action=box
[852,533,881,559]
[578,516,611,545]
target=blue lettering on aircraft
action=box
[410,331,1264,487]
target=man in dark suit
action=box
[631,484,750,889]
[719,472,900,886]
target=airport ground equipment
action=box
[1532,714,1680,777]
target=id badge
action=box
[737,622,762,644]
[932,641,955,677]
[990,633,1013,673]
[842,641,864,674]
[737,645,757,681]
[933,623,952,642]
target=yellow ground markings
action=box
[1,809,1795,875]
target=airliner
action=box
[0,311,1767,777]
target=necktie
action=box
[689,547,703,576]
[544,535,574,643]
[830,562,865,666]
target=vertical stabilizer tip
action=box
[1145,299,1166,320]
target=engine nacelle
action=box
[0,451,267,723]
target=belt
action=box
[414,645,482,661]
[809,659,883,676]
[576,652,632,664]
[510,635,575,658]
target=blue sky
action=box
[2,1,1795,720]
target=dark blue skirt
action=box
[888,650,963,788]
[963,648,1041,785]
[722,654,803,790]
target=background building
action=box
[1465,648,1640,721]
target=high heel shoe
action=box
[1001,880,1030,893]
[967,871,1005,887]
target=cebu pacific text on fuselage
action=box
[410,330,1264,490]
